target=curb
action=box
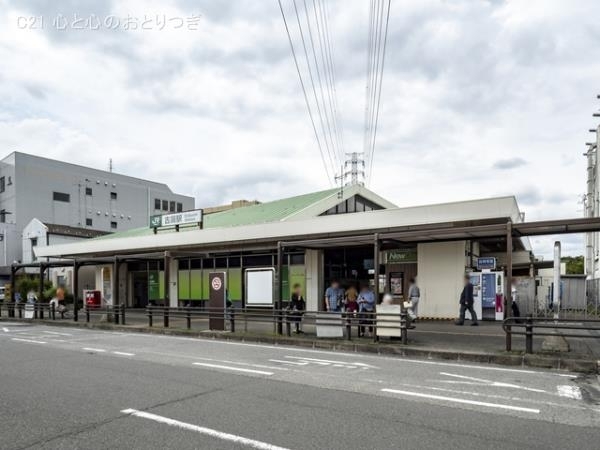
[3,318,598,374]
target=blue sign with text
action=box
[477,257,497,270]
[481,273,496,308]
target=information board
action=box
[245,269,274,306]
[481,273,496,308]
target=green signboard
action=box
[385,249,417,264]
[148,271,160,300]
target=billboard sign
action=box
[150,209,203,228]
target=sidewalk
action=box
[3,310,599,373]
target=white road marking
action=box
[11,338,47,344]
[384,382,591,411]
[193,362,273,376]
[42,331,73,336]
[2,327,9,332]
[82,347,106,352]
[381,388,540,414]
[557,385,583,400]
[121,409,289,450]
[269,359,308,366]
[193,357,288,371]
[284,355,377,369]
[113,351,135,356]
[439,372,547,393]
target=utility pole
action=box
[585,95,600,279]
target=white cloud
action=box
[1,0,599,259]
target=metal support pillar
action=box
[39,264,45,302]
[113,257,120,322]
[73,261,80,322]
[505,221,513,352]
[9,265,16,317]
[276,242,283,335]
[163,252,170,327]
[373,233,380,343]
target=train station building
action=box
[31,185,540,320]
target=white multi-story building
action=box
[0,151,195,275]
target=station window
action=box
[190,259,202,269]
[154,198,161,210]
[110,221,117,229]
[0,209,5,223]
[176,202,183,212]
[110,192,117,200]
[86,218,93,226]
[228,256,241,268]
[215,257,227,268]
[289,254,305,265]
[242,254,273,267]
[0,176,5,193]
[169,201,175,212]
[162,200,168,211]
[85,187,92,196]
[53,191,70,203]
[178,259,190,270]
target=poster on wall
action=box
[148,271,160,300]
[481,273,496,308]
[389,272,404,296]
[102,267,112,305]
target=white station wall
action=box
[417,241,467,319]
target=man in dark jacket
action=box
[456,274,478,326]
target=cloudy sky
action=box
[1,0,599,258]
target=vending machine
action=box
[468,271,505,321]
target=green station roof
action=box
[95,188,341,241]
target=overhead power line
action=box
[278,0,346,184]
[364,0,391,185]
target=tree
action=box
[561,256,584,275]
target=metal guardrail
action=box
[0,302,409,344]
[144,306,409,343]
[0,302,125,324]
[503,317,600,353]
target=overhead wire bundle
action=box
[278,0,391,186]
[278,0,346,185]
[363,0,391,185]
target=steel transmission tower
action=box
[342,152,365,186]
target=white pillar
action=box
[553,241,561,319]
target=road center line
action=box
[121,409,289,450]
[113,351,135,356]
[381,388,540,414]
[193,362,273,376]
[82,347,106,352]
[11,338,47,344]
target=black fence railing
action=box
[0,302,125,325]
[503,317,600,353]
[144,306,409,343]
[0,302,409,344]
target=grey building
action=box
[0,151,195,271]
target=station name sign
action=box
[150,209,203,229]
[476,257,496,271]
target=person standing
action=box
[357,284,375,337]
[289,283,306,334]
[456,274,478,326]
[407,278,420,322]
[324,279,344,312]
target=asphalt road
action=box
[0,322,599,450]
